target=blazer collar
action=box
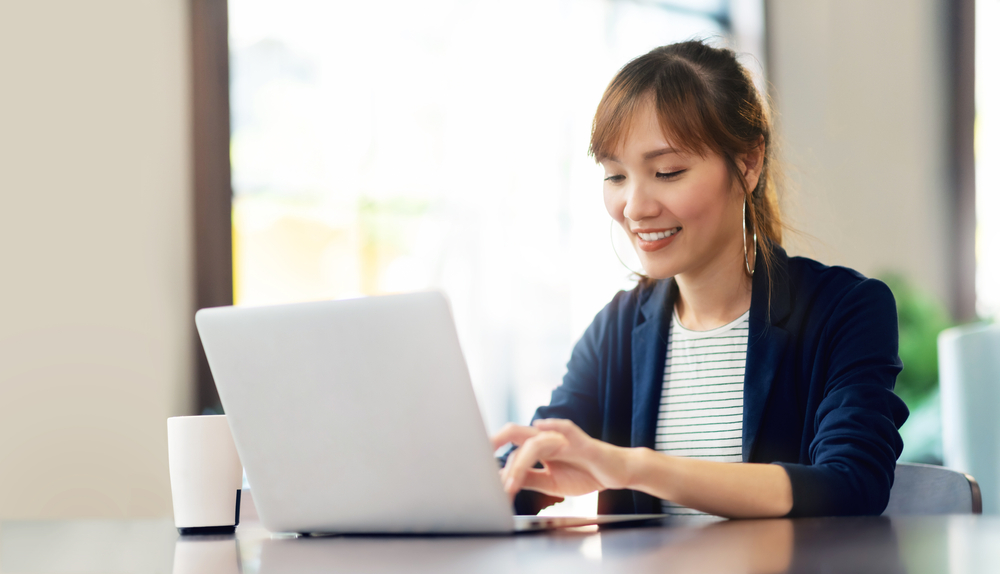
[630,278,674,513]
[752,242,792,326]
[632,279,673,443]
[743,243,792,460]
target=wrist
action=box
[590,443,661,492]
[587,441,630,490]
[616,446,652,491]
[624,448,677,499]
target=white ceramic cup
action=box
[168,415,243,534]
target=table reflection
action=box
[9,514,996,573]
[173,535,241,574]
[787,517,904,573]
[239,516,890,574]
[229,516,912,574]
[259,534,520,573]
[596,518,795,572]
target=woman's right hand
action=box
[490,419,633,501]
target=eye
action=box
[656,170,686,179]
[603,174,625,183]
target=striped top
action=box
[655,308,749,516]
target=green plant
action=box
[879,273,953,409]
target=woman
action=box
[492,41,908,518]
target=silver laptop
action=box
[195,291,663,534]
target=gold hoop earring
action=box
[743,195,757,277]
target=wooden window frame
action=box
[191,0,232,413]
[951,0,976,322]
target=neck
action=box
[673,242,753,331]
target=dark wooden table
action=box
[3,511,999,573]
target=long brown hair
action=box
[590,41,783,286]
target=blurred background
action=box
[0,0,995,521]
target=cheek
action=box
[668,189,717,225]
[671,174,734,229]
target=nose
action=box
[622,180,661,224]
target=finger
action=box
[490,423,539,451]
[502,463,518,502]
[499,443,539,490]
[500,446,519,485]
[532,418,580,435]
[533,420,593,455]
[503,432,566,496]
[500,444,532,487]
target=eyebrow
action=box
[643,147,679,160]
[600,147,679,163]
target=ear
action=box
[736,138,765,194]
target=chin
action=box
[632,244,682,281]
[637,260,678,281]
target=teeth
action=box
[637,228,680,241]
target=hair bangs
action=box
[651,60,720,158]
[589,78,641,162]
[590,58,719,162]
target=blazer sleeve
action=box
[777,278,909,516]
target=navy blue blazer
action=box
[517,245,909,517]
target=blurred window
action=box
[228,0,765,435]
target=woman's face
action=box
[600,97,745,281]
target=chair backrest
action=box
[882,462,982,515]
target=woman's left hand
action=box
[490,418,632,501]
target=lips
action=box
[633,227,681,252]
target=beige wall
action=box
[768,0,952,307]
[0,0,193,519]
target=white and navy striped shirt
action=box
[655,308,749,516]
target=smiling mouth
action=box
[636,227,681,241]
